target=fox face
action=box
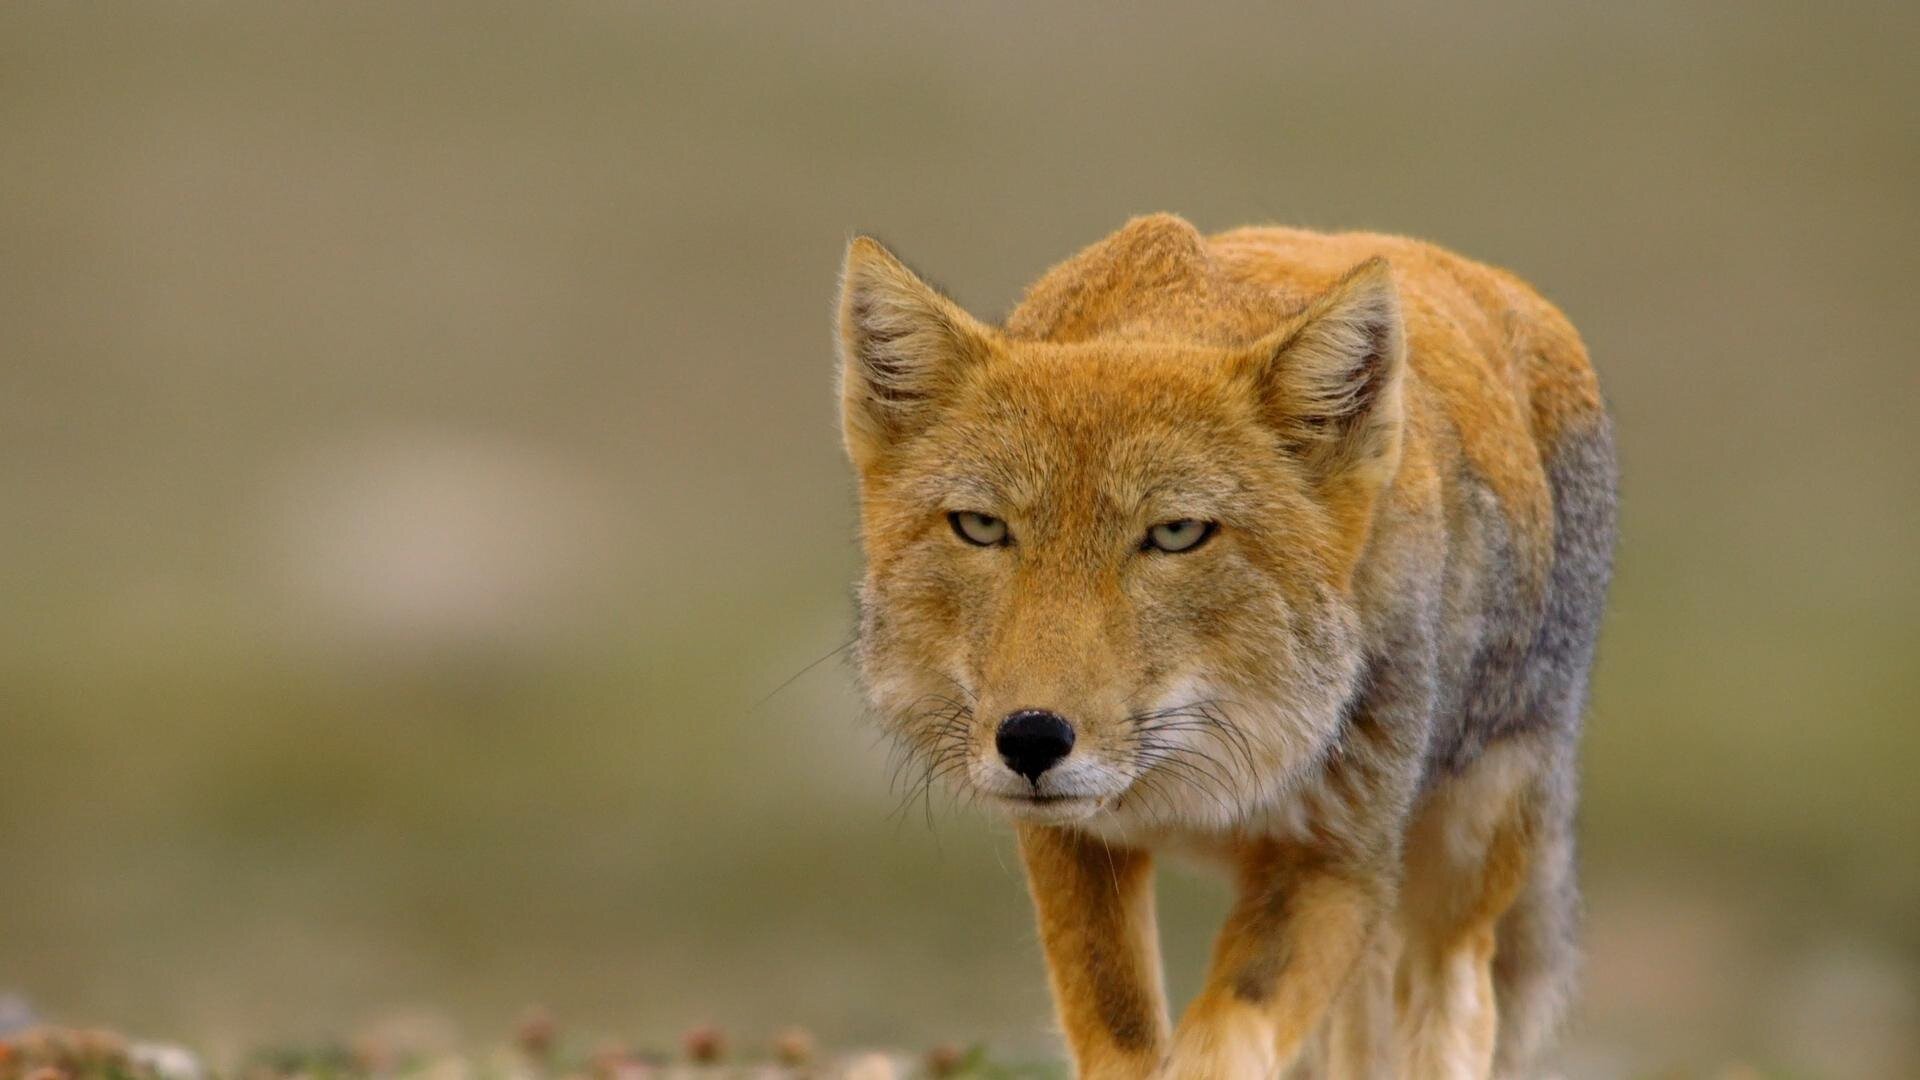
[837,236,1408,831]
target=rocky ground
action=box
[0,1001,1062,1080]
[0,1004,1804,1080]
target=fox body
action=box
[835,215,1615,1078]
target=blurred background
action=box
[2,2,1916,1076]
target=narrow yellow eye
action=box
[949,510,1009,546]
[1145,519,1215,553]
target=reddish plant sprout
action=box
[924,1043,966,1078]
[514,1006,558,1061]
[771,1026,815,1067]
[679,1025,725,1065]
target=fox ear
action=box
[1242,257,1407,488]
[836,236,995,471]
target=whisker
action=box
[1131,749,1234,817]
[877,687,978,830]
[1130,711,1245,818]
[752,636,857,711]
[1130,697,1262,779]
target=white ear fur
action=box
[836,236,995,470]
[1243,257,1407,486]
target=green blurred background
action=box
[3,3,1916,1076]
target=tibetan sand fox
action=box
[834,214,1616,1079]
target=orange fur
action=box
[837,214,1614,1078]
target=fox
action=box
[833,214,1616,1079]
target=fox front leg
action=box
[1162,844,1385,1079]
[1017,824,1171,1079]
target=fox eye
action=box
[1144,519,1216,553]
[949,510,1010,547]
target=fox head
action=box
[835,226,1407,830]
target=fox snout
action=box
[995,709,1076,783]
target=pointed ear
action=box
[836,236,996,471]
[1241,257,1407,488]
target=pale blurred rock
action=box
[840,1053,898,1080]
[0,994,38,1036]
[128,1041,206,1080]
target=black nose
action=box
[996,709,1075,783]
